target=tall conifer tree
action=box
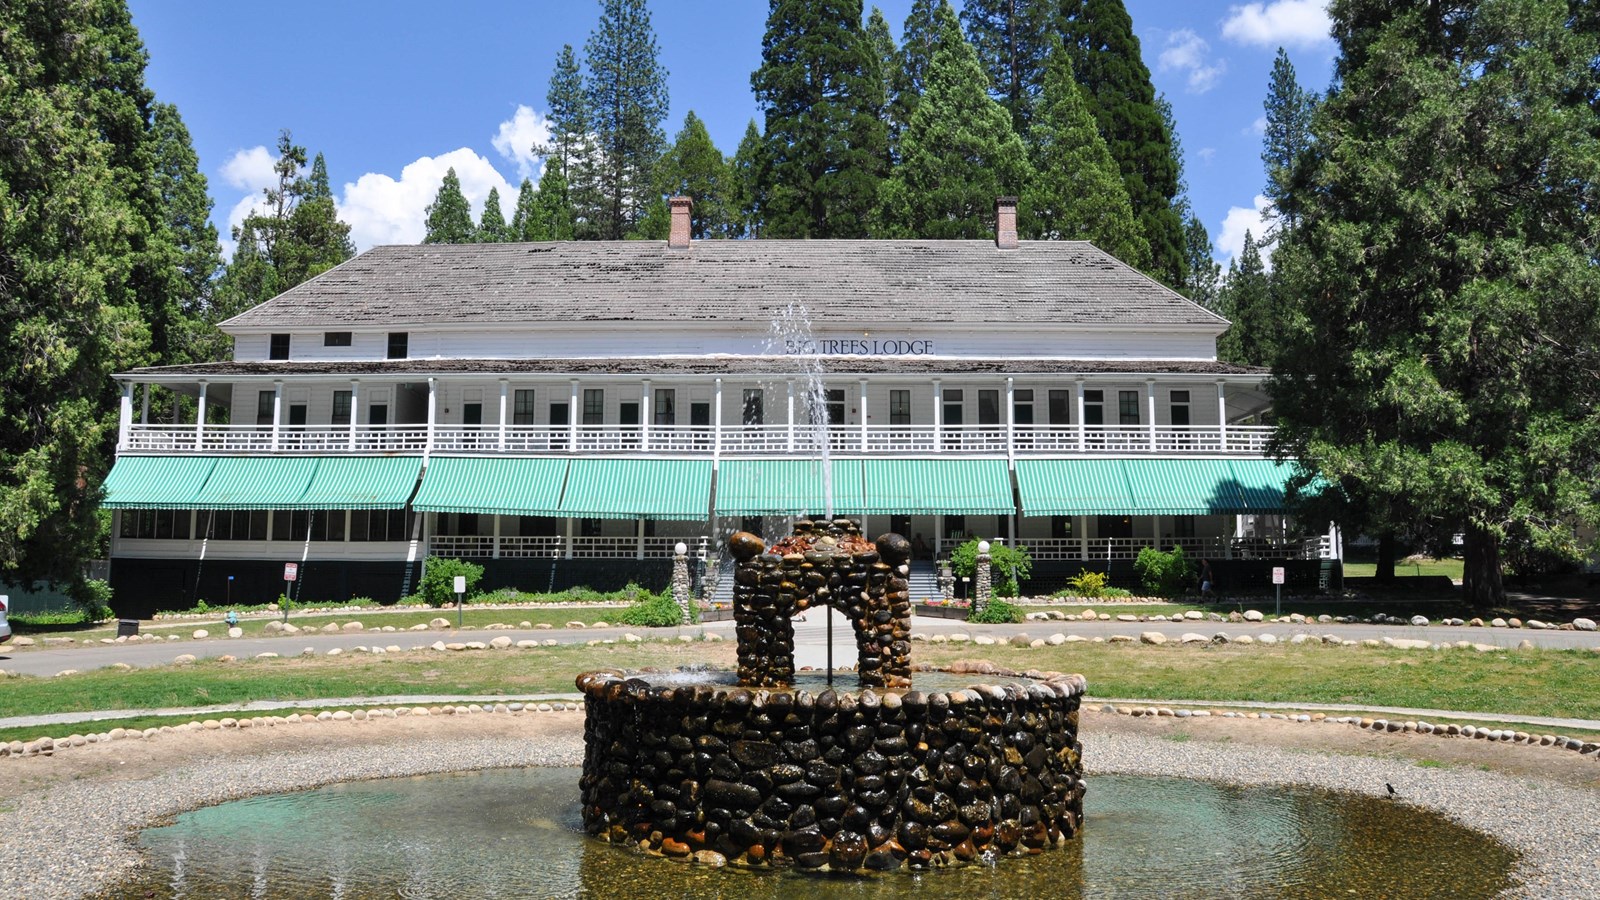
[477,187,510,242]
[534,166,577,241]
[511,178,541,241]
[752,0,888,238]
[655,111,733,238]
[422,168,476,244]
[887,0,943,156]
[1261,48,1318,235]
[1060,0,1186,285]
[962,0,1059,133]
[729,119,769,238]
[865,7,898,167]
[1215,231,1272,365]
[874,3,1031,238]
[583,0,669,239]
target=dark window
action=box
[619,401,640,426]
[1048,390,1070,425]
[331,391,352,425]
[269,334,290,360]
[580,518,603,537]
[323,332,352,347]
[741,516,763,536]
[1119,390,1140,426]
[943,389,964,426]
[386,333,408,359]
[350,510,409,542]
[978,390,1001,425]
[945,515,967,540]
[1170,390,1191,426]
[368,403,388,426]
[347,510,369,541]
[200,510,230,541]
[654,389,676,425]
[274,510,309,542]
[689,402,710,427]
[1097,515,1133,539]
[742,389,764,426]
[1172,516,1196,538]
[513,389,536,425]
[583,389,604,425]
[256,390,275,426]
[825,389,845,425]
[1013,388,1034,426]
[1051,516,1073,539]
[458,513,480,536]
[122,509,190,540]
[463,402,482,426]
[247,510,269,541]
[517,515,558,536]
[1083,389,1105,426]
[312,510,346,542]
[549,401,569,426]
[889,390,911,426]
[287,404,307,426]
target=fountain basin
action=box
[576,664,1086,871]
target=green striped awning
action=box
[1016,459,1133,515]
[187,457,320,510]
[561,459,712,520]
[714,459,867,516]
[859,459,1015,515]
[101,456,219,509]
[1122,458,1247,515]
[298,457,423,510]
[411,457,568,516]
[1228,458,1304,512]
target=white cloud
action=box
[1196,147,1217,165]
[1217,194,1276,270]
[1221,1,1332,49]
[217,145,282,257]
[1245,116,1268,137]
[491,105,551,181]
[336,147,515,249]
[1158,29,1227,94]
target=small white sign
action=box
[283,563,298,582]
[453,575,467,594]
[1271,566,1285,585]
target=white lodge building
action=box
[103,199,1339,615]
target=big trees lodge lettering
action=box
[783,338,935,355]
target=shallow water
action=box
[106,768,1516,899]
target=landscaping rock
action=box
[1139,632,1167,645]
[227,627,243,638]
[342,621,364,632]
[192,629,208,639]
[1243,610,1264,622]
[1410,615,1429,626]
[1574,618,1597,632]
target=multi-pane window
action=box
[256,390,275,426]
[207,510,268,541]
[1118,390,1140,426]
[582,389,604,425]
[1083,390,1105,426]
[889,390,911,426]
[825,389,845,425]
[1048,390,1070,425]
[1170,390,1191,426]
[978,389,1000,425]
[1172,516,1196,538]
[742,389,764,426]
[118,509,191,540]
[323,332,352,347]
[386,332,408,359]
[1051,516,1073,539]
[273,510,310,542]
[513,389,537,425]
[331,391,352,425]
[269,334,290,360]
[653,389,676,425]
[942,389,964,425]
[349,510,408,542]
[312,510,346,542]
[1013,388,1034,426]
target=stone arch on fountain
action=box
[728,519,914,689]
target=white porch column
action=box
[498,379,509,451]
[1078,515,1088,559]
[641,378,652,451]
[140,383,150,425]
[786,379,795,452]
[492,515,502,559]
[932,378,943,453]
[1216,379,1228,452]
[425,377,437,461]
[1075,379,1086,452]
[713,377,723,461]
[858,378,868,453]
[347,380,360,451]
[1153,515,1164,550]
[118,382,134,450]
[195,381,208,451]
[569,379,580,449]
[1005,376,1016,459]
[1146,378,1157,451]
[636,517,646,560]
[270,380,283,451]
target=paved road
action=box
[3,614,1596,679]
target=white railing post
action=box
[498,379,509,452]
[859,378,868,453]
[713,377,723,461]
[1075,379,1086,452]
[425,377,437,461]
[933,378,943,454]
[118,382,134,450]
[194,381,207,451]
[1146,379,1157,452]
[348,380,360,451]
[140,383,150,425]
[1216,380,1228,452]
[786,379,795,452]
[569,379,579,451]
[270,381,283,451]
[642,378,652,452]
[1005,376,1015,460]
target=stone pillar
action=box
[973,540,993,617]
[938,564,955,602]
[671,542,692,624]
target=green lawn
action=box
[1343,558,1465,580]
[18,605,634,642]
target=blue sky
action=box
[127,0,1336,267]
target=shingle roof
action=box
[122,357,1266,379]
[220,240,1227,330]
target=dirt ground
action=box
[3,708,1596,801]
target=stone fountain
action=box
[576,518,1086,872]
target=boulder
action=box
[1574,618,1597,632]
[1243,610,1264,622]
[1179,632,1208,644]
[341,621,364,632]
[430,617,451,629]
[489,636,513,649]
[192,629,208,639]
[227,627,243,638]
[1410,615,1429,626]
[1139,632,1167,645]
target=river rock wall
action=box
[576,668,1087,871]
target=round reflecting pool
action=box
[105,767,1516,899]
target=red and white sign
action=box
[284,563,299,582]
[1271,566,1285,585]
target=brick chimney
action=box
[668,196,693,249]
[995,197,1019,250]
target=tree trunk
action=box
[1375,531,1397,582]
[1461,524,1505,610]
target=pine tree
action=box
[533,165,577,240]
[1020,40,1147,265]
[887,0,943,156]
[1182,214,1222,313]
[729,119,769,238]
[1060,0,1186,285]
[283,152,354,282]
[1214,231,1271,365]
[865,6,897,168]
[962,0,1059,134]
[511,178,541,241]
[1271,0,1600,607]
[1261,48,1317,234]
[423,167,476,244]
[583,0,669,239]
[874,3,1031,238]
[540,44,591,237]
[753,0,889,238]
[477,186,510,242]
[148,102,224,364]
[654,111,733,238]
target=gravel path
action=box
[0,716,1594,899]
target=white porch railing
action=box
[427,535,709,560]
[125,422,1275,457]
[1021,535,1330,561]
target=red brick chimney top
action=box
[995,197,1019,250]
[668,196,693,249]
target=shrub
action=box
[969,598,1023,624]
[617,590,687,627]
[1134,546,1197,597]
[418,557,485,608]
[1063,569,1111,599]
[948,539,1034,597]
